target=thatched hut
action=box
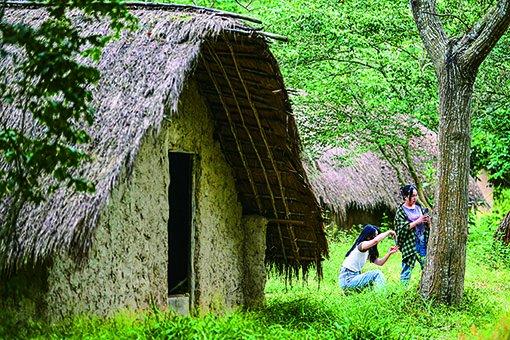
[0,2,327,320]
[307,126,485,230]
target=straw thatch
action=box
[0,2,327,277]
[306,126,486,229]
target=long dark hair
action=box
[400,184,417,201]
[345,224,380,263]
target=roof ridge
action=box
[3,1,263,24]
[4,1,290,41]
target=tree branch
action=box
[410,0,448,70]
[234,0,254,12]
[459,0,510,69]
[325,57,406,99]
[423,11,469,30]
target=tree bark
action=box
[494,211,510,245]
[410,0,510,305]
[420,62,474,303]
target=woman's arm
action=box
[359,230,396,251]
[373,246,399,266]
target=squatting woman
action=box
[339,224,398,291]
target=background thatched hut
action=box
[306,126,485,230]
[0,2,327,321]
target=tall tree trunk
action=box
[411,0,510,305]
[420,62,475,304]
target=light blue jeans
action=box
[416,234,427,257]
[339,267,386,290]
[400,254,426,283]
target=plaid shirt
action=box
[394,204,429,264]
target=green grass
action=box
[3,192,510,339]
[3,228,510,339]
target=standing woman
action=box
[339,225,398,291]
[394,184,431,284]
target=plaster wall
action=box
[2,80,268,320]
[46,117,170,319]
[242,215,267,308]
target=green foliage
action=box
[435,0,493,38]
[469,189,510,269]
[166,0,438,151]
[472,34,510,186]
[0,2,135,207]
[263,0,438,155]
[324,224,351,244]
[474,312,510,339]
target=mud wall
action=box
[242,215,267,308]
[45,119,170,319]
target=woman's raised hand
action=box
[413,215,429,225]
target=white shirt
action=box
[342,245,369,272]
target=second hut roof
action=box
[307,125,486,224]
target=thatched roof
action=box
[307,126,485,226]
[0,2,327,277]
[306,147,400,224]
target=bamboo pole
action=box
[207,45,277,213]
[200,50,263,213]
[225,40,301,264]
[205,42,289,265]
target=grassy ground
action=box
[3,217,510,339]
[263,232,510,339]
[3,190,510,339]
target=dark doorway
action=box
[168,152,193,296]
